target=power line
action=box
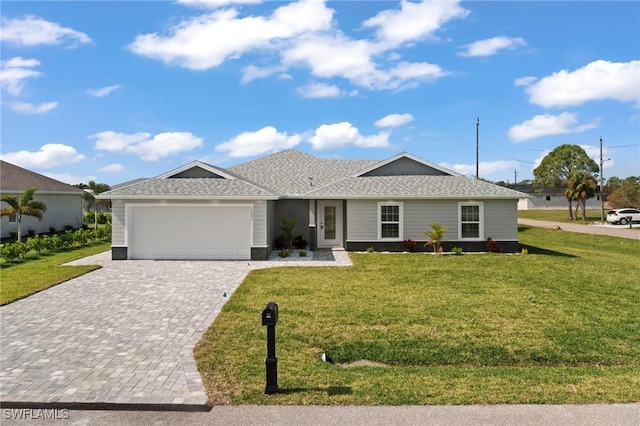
[505,157,536,164]
[606,144,640,149]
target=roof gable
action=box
[157,161,235,180]
[355,153,460,177]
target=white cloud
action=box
[87,84,121,97]
[308,122,390,150]
[458,36,526,57]
[508,112,599,143]
[525,60,640,108]
[514,76,536,87]
[0,144,85,168]
[128,0,334,70]
[283,34,447,90]
[240,64,285,83]
[178,0,262,8]
[42,173,95,185]
[92,131,203,161]
[215,126,301,157]
[363,0,469,47]
[0,15,91,47]
[98,164,124,173]
[296,82,342,98]
[374,113,414,127]
[7,101,58,114]
[0,57,43,95]
[440,160,519,178]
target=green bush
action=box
[25,235,45,254]
[1,242,28,261]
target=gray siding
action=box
[362,157,448,176]
[483,199,518,240]
[347,199,518,242]
[1,193,83,238]
[112,200,126,246]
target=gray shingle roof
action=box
[102,178,276,198]
[229,149,378,195]
[306,175,528,199]
[102,149,528,200]
[0,161,84,194]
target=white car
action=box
[606,208,640,225]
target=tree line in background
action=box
[532,144,639,220]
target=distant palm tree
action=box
[1,187,47,241]
[564,172,597,221]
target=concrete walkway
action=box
[518,218,640,239]
[0,250,351,410]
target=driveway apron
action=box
[0,259,255,407]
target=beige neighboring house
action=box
[0,161,84,239]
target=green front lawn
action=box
[195,226,640,404]
[0,242,110,305]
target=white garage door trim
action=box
[125,203,253,260]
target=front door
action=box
[317,200,343,248]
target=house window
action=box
[459,202,483,240]
[378,202,403,240]
[9,213,17,223]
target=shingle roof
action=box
[102,149,528,200]
[0,161,83,194]
[306,175,528,199]
[229,149,378,195]
[102,177,276,198]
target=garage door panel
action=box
[129,205,251,260]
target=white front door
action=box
[317,200,343,248]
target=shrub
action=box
[273,235,287,250]
[402,239,416,252]
[521,247,529,255]
[451,247,463,255]
[59,230,75,249]
[49,227,56,234]
[25,235,45,254]
[366,246,375,253]
[277,248,290,258]
[280,218,297,250]
[97,211,108,225]
[298,250,307,257]
[42,234,60,252]
[486,237,502,253]
[292,235,308,249]
[1,242,28,261]
[26,229,36,238]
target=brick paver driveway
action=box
[1,256,251,407]
[0,250,351,409]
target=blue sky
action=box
[1,0,638,186]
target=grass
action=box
[0,242,110,305]
[518,209,605,223]
[194,226,640,405]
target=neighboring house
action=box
[507,184,602,210]
[99,149,528,260]
[0,161,84,238]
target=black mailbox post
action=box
[262,302,278,394]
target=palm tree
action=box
[564,172,597,221]
[1,187,47,241]
[75,181,111,228]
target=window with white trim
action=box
[459,202,483,240]
[378,202,402,240]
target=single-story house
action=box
[0,161,84,238]
[507,184,602,210]
[99,149,528,260]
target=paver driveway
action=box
[0,251,351,408]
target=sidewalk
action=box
[2,403,639,425]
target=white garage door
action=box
[128,205,252,260]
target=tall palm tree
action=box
[1,187,47,241]
[75,181,111,228]
[564,172,597,221]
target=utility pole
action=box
[599,137,605,222]
[476,117,479,180]
[514,170,518,185]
